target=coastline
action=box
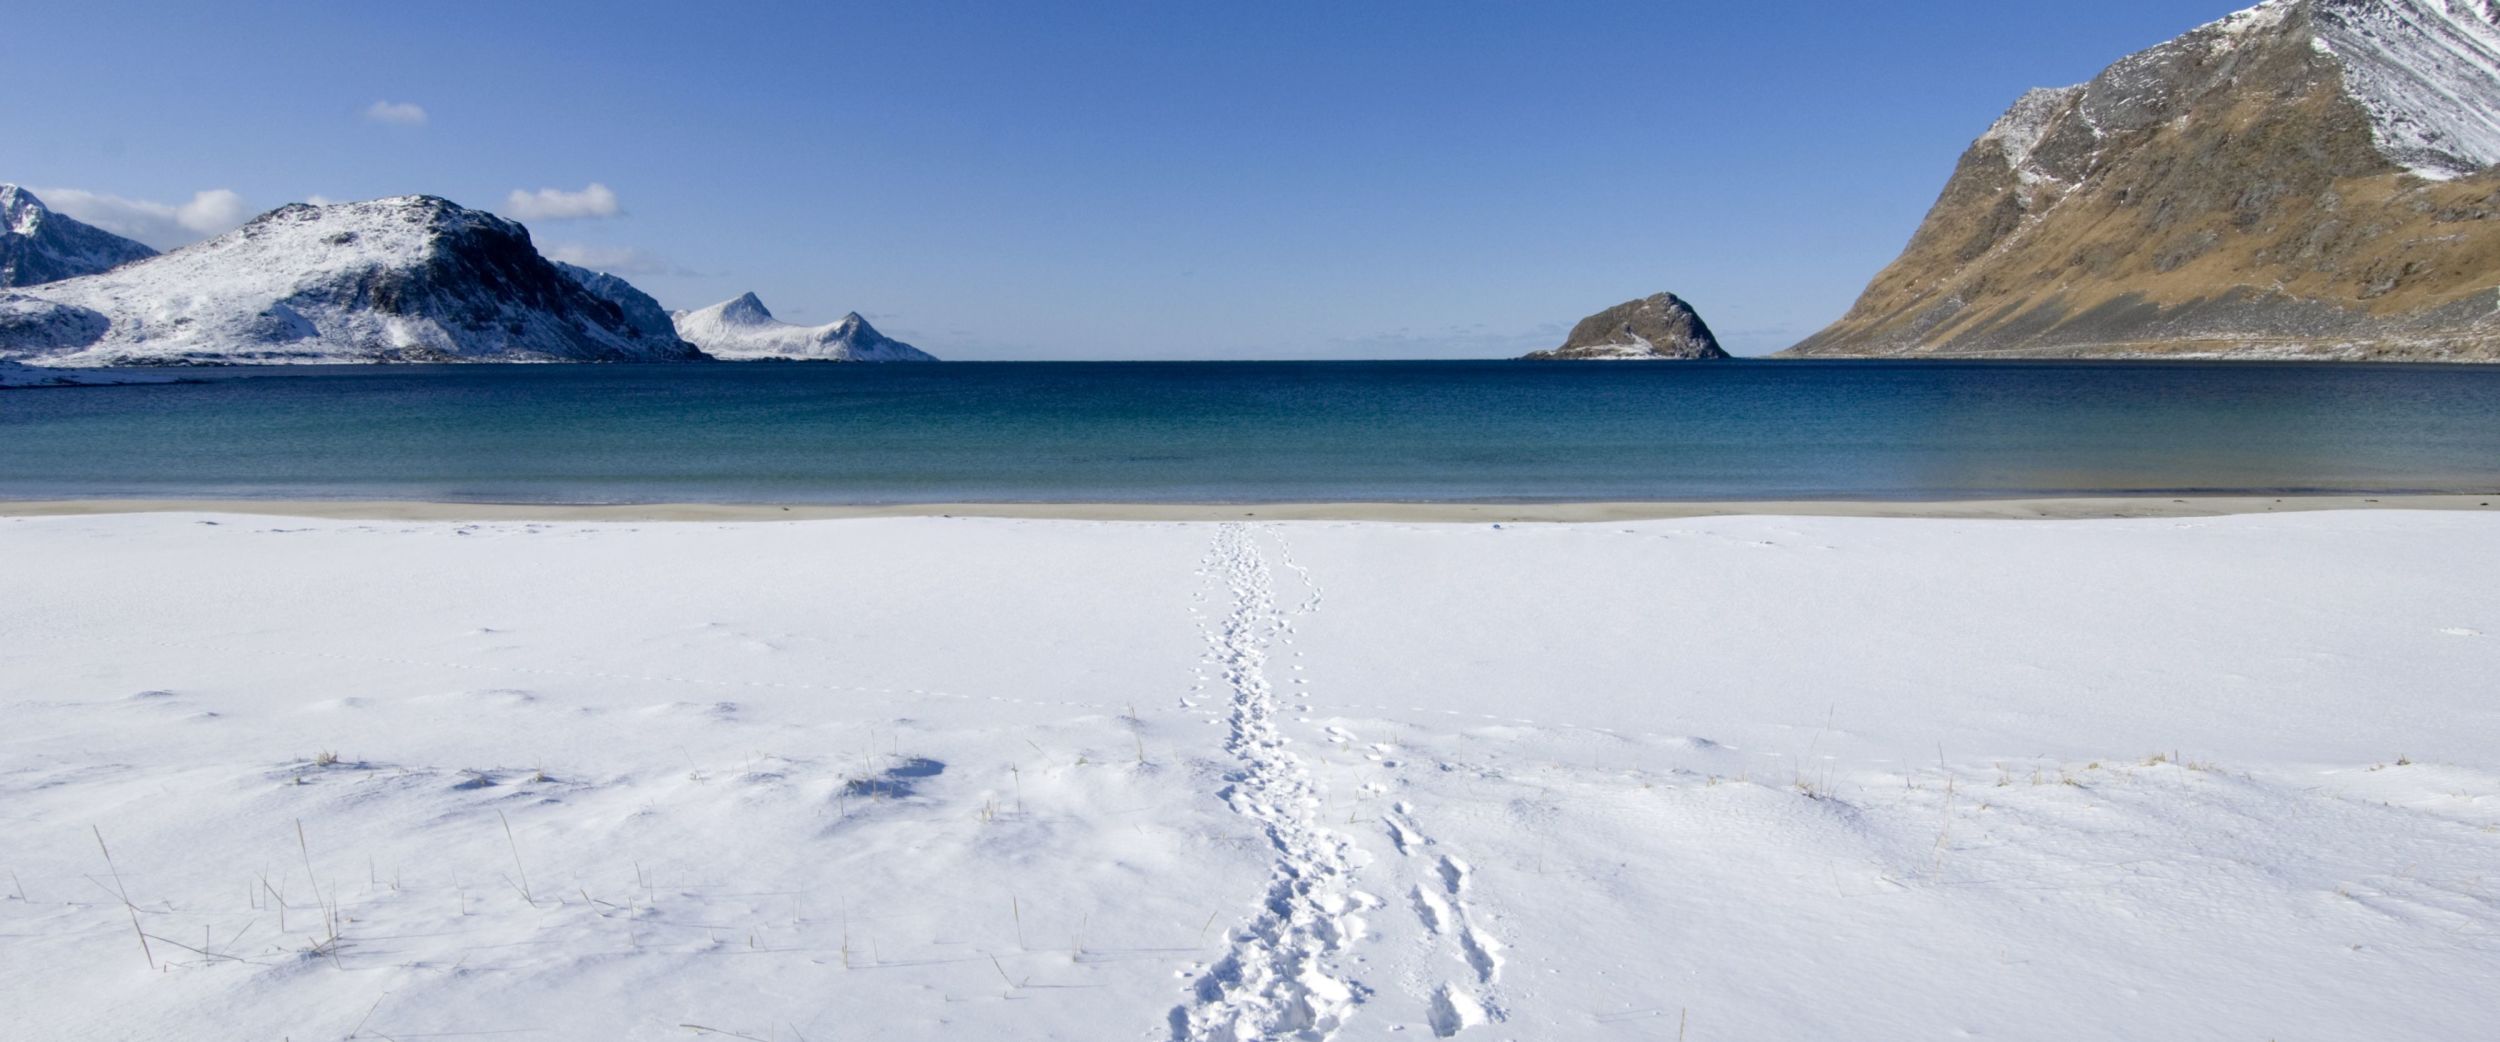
[0,492,2493,523]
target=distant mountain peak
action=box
[674,295,935,362]
[720,292,775,324]
[0,182,160,289]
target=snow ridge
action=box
[2313,0,2500,179]
[672,293,936,362]
[1972,1,2500,187]
[0,185,158,289]
[1980,86,2086,180]
[1175,524,1366,1041]
[0,196,701,365]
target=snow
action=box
[674,293,938,362]
[1,196,695,365]
[1978,1,2500,186]
[1978,86,2082,179]
[2311,0,2500,179]
[0,185,159,289]
[4,510,2497,1039]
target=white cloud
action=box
[33,187,252,249]
[504,183,620,221]
[543,243,683,276]
[304,195,342,206]
[363,100,428,126]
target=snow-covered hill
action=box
[0,196,703,365]
[673,293,937,362]
[0,184,158,288]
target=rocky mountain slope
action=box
[673,293,937,361]
[556,261,684,345]
[1,184,158,288]
[1787,0,2500,361]
[0,196,704,365]
[1524,293,1731,360]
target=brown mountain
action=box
[1786,0,2500,362]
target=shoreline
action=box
[1,493,2493,523]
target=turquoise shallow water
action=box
[4,360,2499,502]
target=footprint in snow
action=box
[1385,813,1424,855]
[1412,885,1452,934]
[2439,628,2482,637]
[1428,984,1489,1037]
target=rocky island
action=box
[1524,292,1731,360]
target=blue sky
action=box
[7,1,2241,358]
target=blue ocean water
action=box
[4,360,2499,502]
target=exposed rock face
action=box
[1786,0,2500,361]
[1525,293,1731,360]
[0,185,158,288]
[0,195,706,365]
[672,293,937,361]
[555,261,686,347]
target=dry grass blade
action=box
[498,810,535,906]
[92,827,155,970]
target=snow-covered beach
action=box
[3,509,2496,1040]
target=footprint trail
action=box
[1173,524,1368,1041]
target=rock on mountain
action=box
[555,261,685,346]
[1525,293,1731,360]
[672,293,937,361]
[0,195,705,365]
[1,184,158,288]
[1786,0,2500,362]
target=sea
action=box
[5,360,2499,503]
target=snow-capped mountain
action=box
[1788,0,2500,361]
[0,195,704,365]
[556,261,684,346]
[672,293,937,361]
[1523,293,1730,360]
[1,184,158,288]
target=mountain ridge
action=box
[0,184,159,289]
[0,195,704,365]
[672,293,937,362]
[1785,0,2500,362]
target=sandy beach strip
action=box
[1,492,2495,523]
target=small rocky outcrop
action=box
[1525,293,1731,360]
